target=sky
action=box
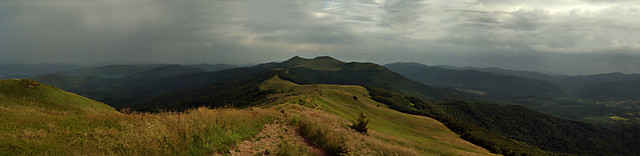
[1,0,639,75]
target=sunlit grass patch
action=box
[609,116,629,121]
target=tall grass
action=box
[280,104,420,156]
[0,106,277,155]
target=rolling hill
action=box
[555,72,640,91]
[122,64,206,80]
[53,65,149,78]
[578,80,640,102]
[384,62,640,123]
[384,62,568,100]
[436,65,563,82]
[0,63,83,79]
[187,63,237,72]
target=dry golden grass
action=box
[1,106,278,155]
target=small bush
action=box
[349,113,369,134]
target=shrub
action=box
[349,113,369,134]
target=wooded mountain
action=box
[123,64,205,80]
[384,62,568,100]
[53,65,149,78]
[186,63,236,72]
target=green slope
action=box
[0,79,119,154]
[0,79,117,113]
[260,76,495,155]
[0,79,278,155]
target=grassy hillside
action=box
[0,79,278,155]
[0,79,117,113]
[260,76,495,155]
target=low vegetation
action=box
[1,105,277,155]
[349,112,369,134]
[0,79,278,155]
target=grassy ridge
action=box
[261,76,495,155]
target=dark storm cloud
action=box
[1,0,639,74]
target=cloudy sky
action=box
[1,0,639,74]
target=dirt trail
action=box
[229,120,325,156]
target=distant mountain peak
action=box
[282,56,343,64]
[387,62,429,67]
[314,56,337,60]
[288,55,304,60]
[276,56,346,71]
[285,56,342,62]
